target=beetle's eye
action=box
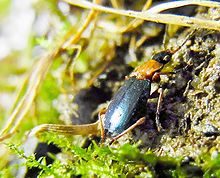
[163,55,171,63]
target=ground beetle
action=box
[100,50,173,142]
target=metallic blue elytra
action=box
[104,77,151,137]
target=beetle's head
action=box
[152,50,173,65]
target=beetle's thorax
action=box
[129,59,163,80]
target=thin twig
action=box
[65,0,220,31]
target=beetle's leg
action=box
[151,71,165,132]
[98,108,107,142]
[110,117,146,145]
[152,72,161,82]
[155,88,164,132]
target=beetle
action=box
[99,50,173,143]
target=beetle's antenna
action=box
[162,25,169,50]
[171,29,196,54]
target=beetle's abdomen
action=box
[104,77,151,137]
